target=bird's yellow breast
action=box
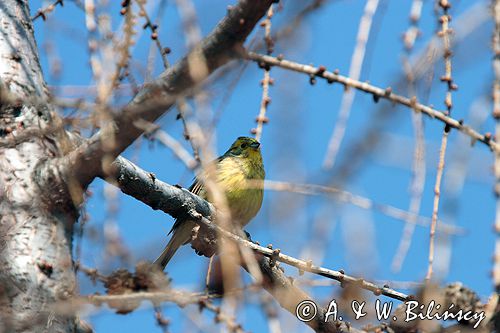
[211,152,264,226]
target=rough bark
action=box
[0,1,79,332]
[0,1,273,332]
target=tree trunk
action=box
[0,0,273,331]
[0,1,80,332]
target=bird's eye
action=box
[241,143,248,149]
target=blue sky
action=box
[31,0,496,331]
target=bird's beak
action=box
[250,142,260,149]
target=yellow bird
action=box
[154,136,265,269]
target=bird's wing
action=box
[188,177,204,195]
[187,155,225,196]
[168,155,224,235]
[167,178,202,236]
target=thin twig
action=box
[426,0,454,282]
[198,216,410,302]
[153,307,169,333]
[103,182,130,263]
[154,131,197,170]
[260,293,282,333]
[297,278,423,290]
[269,0,329,49]
[84,0,100,104]
[323,0,380,169]
[202,300,247,333]
[144,0,169,82]
[392,0,427,272]
[257,180,462,235]
[392,108,426,271]
[402,0,424,50]
[253,6,274,141]
[87,290,213,308]
[137,0,198,164]
[136,0,171,69]
[245,51,499,152]
[426,131,448,281]
[32,0,64,21]
[103,1,136,105]
[174,0,206,164]
[135,119,197,170]
[49,84,133,96]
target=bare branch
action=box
[426,131,449,281]
[62,0,274,188]
[392,1,426,271]
[31,0,64,21]
[253,6,274,141]
[402,0,423,51]
[245,51,499,152]
[426,0,454,282]
[136,0,171,70]
[106,157,378,332]
[323,0,380,169]
[247,255,365,333]
[259,180,462,235]
[136,120,197,170]
[106,156,410,303]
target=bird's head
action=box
[225,137,262,160]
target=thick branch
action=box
[104,156,411,332]
[66,0,274,188]
[109,157,409,301]
[106,156,497,331]
[112,156,213,220]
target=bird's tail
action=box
[154,221,194,270]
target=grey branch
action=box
[110,156,493,331]
[245,51,499,153]
[63,0,274,188]
[110,157,409,301]
[106,155,409,332]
